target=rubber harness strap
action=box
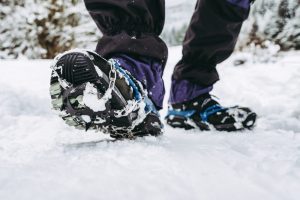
[111,60,142,102]
[166,109,197,118]
[110,59,158,115]
[199,105,227,122]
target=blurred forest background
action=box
[1,0,300,59]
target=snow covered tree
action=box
[276,1,300,50]
[72,2,101,50]
[0,0,100,59]
[161,24,189,46]
[263,1,289,40]
[237,0,300,51]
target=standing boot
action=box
[50,0,168,139]
[167,0,257,131]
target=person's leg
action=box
[49,0,167,138]
[170,0,253,104]
[84,0,167,109]
[167,0,257,131]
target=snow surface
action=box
[0,47,300,200]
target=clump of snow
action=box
[83,82,112,112]
[114,100,138,118]
[81,115,91,123]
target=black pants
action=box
[84,0,251,87]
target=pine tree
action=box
[277,4,300,50]
[0,0,100,59]
[264,1,287,40]
[237,0,300,51]
[73,2,101,50]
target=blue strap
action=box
[144,96,160,115]
[200,105,227,122]
[167,105,227,122]
[166,109,197,118]
[112,61,142,102]
[112,60,159,115]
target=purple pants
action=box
[84,0,253,108]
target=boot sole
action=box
[166,112,257,132]
[50,50,163,138]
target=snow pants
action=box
[84,0,253,105]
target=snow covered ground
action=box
[0,47,300,200]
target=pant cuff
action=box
[95,32,168,68]
[169,79,213,105]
